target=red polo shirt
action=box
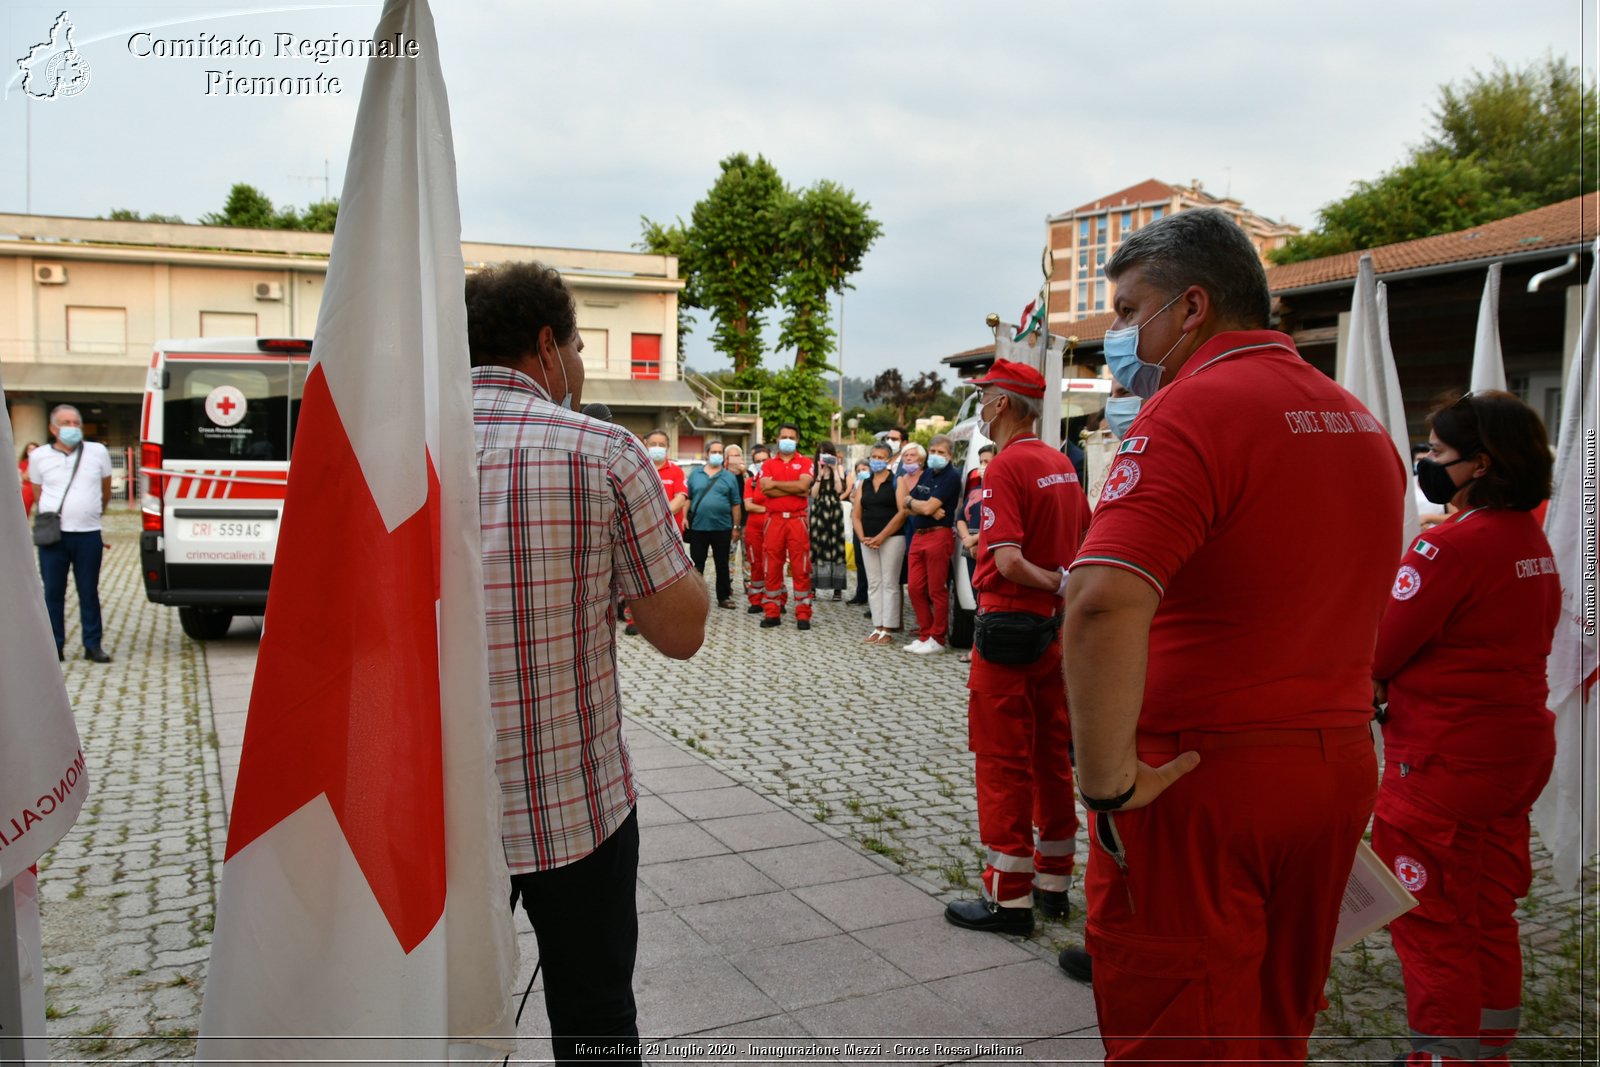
[656,461,688,531]
[1373,507,1560,764]
[760,454,814,515]
[1071,330,1405,734]
[974,434,1091,616]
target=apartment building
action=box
[1046,178,1299,326]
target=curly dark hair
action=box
[1428,390,1553,511]
[464,261,576,369]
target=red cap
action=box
[970,358,1046,399]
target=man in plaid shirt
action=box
[467,262,707,1063]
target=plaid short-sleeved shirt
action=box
[473,366,693,871]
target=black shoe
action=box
[746,604,763,614]
[1033,888,1071,919]
[623,623,639,636]
[848,596,868,605]
[1058,946,1092,984]
[943,898,1033,935]
[797,620,810,631]
[863,609,873,618]
[84,647,112,664]
[760,617,780,628]
[718,599,736,609]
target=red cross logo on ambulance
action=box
[205,385,248,428]
[1100,458,1141,502]
[1394,854,1428,891]
[1392,565,1422,601]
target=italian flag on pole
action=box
[196,0,516,1060]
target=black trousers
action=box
[850,532,868,602]
[687,528,733,601]
[510,811,640,1065]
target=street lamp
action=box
[846,416,859,444]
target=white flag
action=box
[1342,255,1419,549]
[0,367,88,889]
[1531,242,1598,890]
[1470,262,1508,393]
[198,1,516,1060]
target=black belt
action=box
[913,525,954,534]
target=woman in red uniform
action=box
[1372,391,1560,1066]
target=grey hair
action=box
[869,441,892,458]
[994,388,1041,423]
[1105,208,1270,328]
[48,404,81,425]
[929,434,953,452]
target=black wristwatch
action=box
[1080,781,1137,812]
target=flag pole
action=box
[0,874,47,1066]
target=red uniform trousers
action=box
[743,515,770,608]
[965,638,1077,905]
[906,526,956,644]
[762,512,811,621]
[1371,743,1554,1064]
[1085,726,1376,1065]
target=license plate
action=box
[181,519,271,540]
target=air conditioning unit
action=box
[34,264,67,285]
[254,281,284,301]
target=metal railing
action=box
[683,370,760,424]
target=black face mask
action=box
[1415,454,1475,505]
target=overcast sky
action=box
[1,1,1588,381]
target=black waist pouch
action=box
[973,611,1061,666]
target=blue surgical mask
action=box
[1104,396,1143,439]
[647,445,668,463]
[1102,292,1187,399]
[868,458,887,473]
[778,439,797,455]
[707,452,724,467]
[855,469,870,481]
[57,426,83,447]
[928,454,949,471]
[901,461,921,475]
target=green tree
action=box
[200,183,339,233]
[775,180,882,369]
[105,208,185,224]
[761,365,833,447]
[863,368,944,426]
[1271,55,1596,264]
[1429,55,1596,207]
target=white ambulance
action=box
[139,337,311,640]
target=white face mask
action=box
[647,445,668,463]
[549,334,574,410]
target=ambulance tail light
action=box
[140,443,164,532]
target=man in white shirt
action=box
[29,405,114,662]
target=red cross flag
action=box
[196,1,515,1059]
[1531,239,1599,891]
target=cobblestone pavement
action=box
[37,510,226,1064]
[621,581,1597,1064]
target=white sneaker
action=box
[903,638,930,653]
[913,640,946,655]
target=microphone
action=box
[581,401,613,423]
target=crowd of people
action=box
[12,208,1561,1065]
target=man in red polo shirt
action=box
[759,423,814,630]
[743,444,773,614]
[943,359,1091,937]
[1063,209,1404,1063]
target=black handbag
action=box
[31,446,84,547]
[974,610,1062,666]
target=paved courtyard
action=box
[32,515,1596,1063]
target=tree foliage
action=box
[863,369,945,426]
[1270,55,1596,264]
[106,208,185,224]
[640,154,881,378]
[200,183,339,233]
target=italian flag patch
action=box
[1118,436,1148,454]
[1414,539,1439,560]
